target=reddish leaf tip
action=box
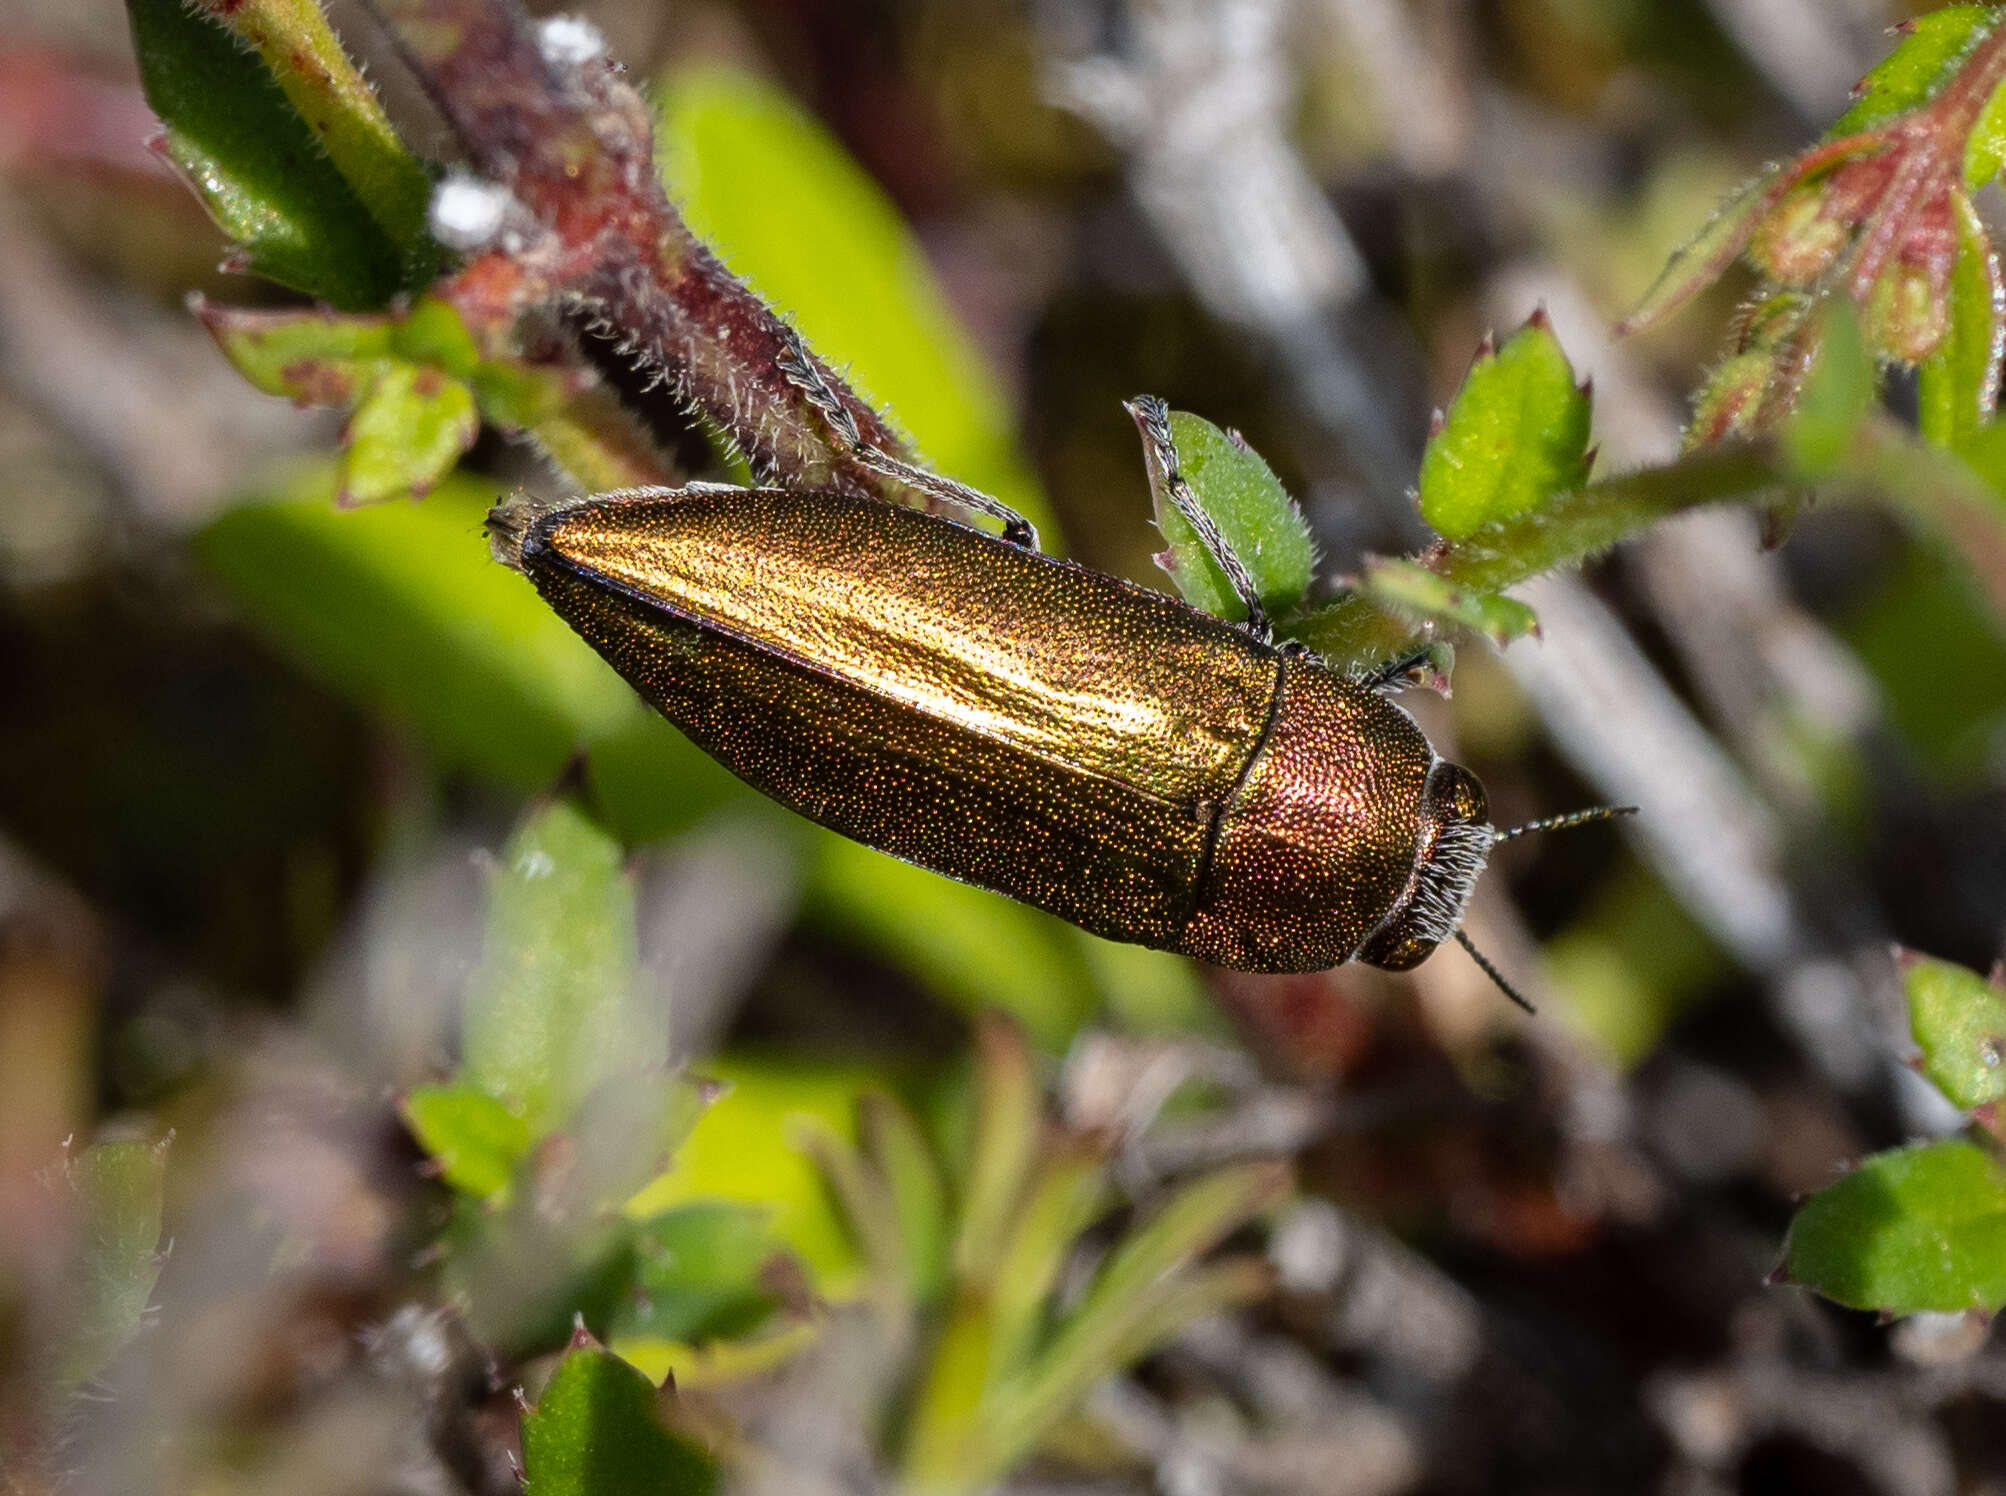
[1525,304,1552,331]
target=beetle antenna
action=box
[1492,804,1639,845]
[1454,930,1537,1014]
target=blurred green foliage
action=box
[52,1138,169,1398]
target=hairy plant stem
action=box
[363,0,927,501]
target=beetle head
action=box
[1353,760,1493,972]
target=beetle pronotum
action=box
[491,372,1631,1012]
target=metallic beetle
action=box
[490,478,1503,981]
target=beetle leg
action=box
[1127,394,1271,642]
[1355,647,1436,692]
[775,325,1040,550]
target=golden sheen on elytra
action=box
[490,486,1495,975]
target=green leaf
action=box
[56,1137,169,1395]
[1832,7,2001,138]
[979,1162,1289,1481]
[1918,187,2004,446]
[463,800,649,1139]
[340,361,479,505]
[624,1055,874,1294]
[194,471,651,791]
[861,1093,951,1306]
[199,299,667,495]
[612,1204,782,1347]
[521,1342,716,1496]
[1290,444,1781,666]
[1782,1138,2006,1314]
[1357,557,1540,647]
[657,67,1055,543]
[126,0,404,308]
[1784,303,1875,478]
[1134,409,1316,620]
[954,1019,1042,1286]
[184,0,437,270]
[1419,312,1593,542]
[196,300,396,401]
[1899,949,2006,1114]
[404,1081,533,1201]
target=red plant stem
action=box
[362,0,921,499]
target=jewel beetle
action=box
[490,391,1629,1009]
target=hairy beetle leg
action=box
[1127,394,1272,642]
[1356,647,1439,693]
[775,323,1039,550]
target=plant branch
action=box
[362,0,931,502]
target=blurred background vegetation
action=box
[3,0,2006,1492]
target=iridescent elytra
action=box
[489,459,1540,992]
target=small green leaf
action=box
[56,1137,170,1395]
[1358,557,1540,647]
[404,1081,533,1201]
[1900,949,2006,1113]
[1833,7,2002,137]
[612,1204,782,1347]
[126,0,404,308]
[1918,187,2004,445]
[1782,1138,2006,1314]
[1784,303,1874,478]
[340,362,479,505]
[1419,313,1592,542]
[200,299,666,495]
[463,800,650,1139]
[185,0,437,271]
[623,1055,873,1294]
[1968,65,2006,187]
[522,1342,717,1496]
[196,300,395,402]
[1133,409,1316,620]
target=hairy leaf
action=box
[1358,556,1540,647]
[340,361,479,505]
[1918,187,2005,444]
[186,0,436,269]
[1832,7,2002,138]
[1137,408,1316,620]
[1419,313,1593,541]
[126,0,403,307]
